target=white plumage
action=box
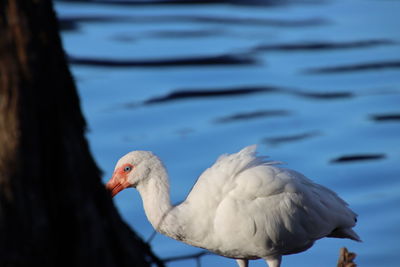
[106,145,360,267]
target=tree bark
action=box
[0,1,163,266]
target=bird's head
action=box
[106,150,159,197]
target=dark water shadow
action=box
[262,131,320,146]
[214,109,290,123]
[252,39,396,52]
[306,60,400,74]
[370,113,400,122]
[110,29,225,43]
[135,86,354,107]
[57,0,325,7]
[330,154,386,163]
[173,16,326,27]
[68,53,257,67]
[59,16,126,31]
[110,34,137,43]
[59,14,327,33]
[146,29,226,39]
[294,91,354,99]
[119,86,355,108]
[142,87,276,105]
[59,20,79,32]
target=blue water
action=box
[56,0,400,266]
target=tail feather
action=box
[328,228,361,242]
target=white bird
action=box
[106,145,360,267]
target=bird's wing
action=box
[211,166,359,255]
[181,146,358,256]
[185,145,281,204]
[182,145,282,246]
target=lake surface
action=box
[55,0,400,266]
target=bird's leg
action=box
[264,255,281,267]
[236,259,249,267]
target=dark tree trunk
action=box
[0,1,163,266]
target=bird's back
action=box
[181,146,359,259]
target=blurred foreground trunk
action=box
[0,1,162,266]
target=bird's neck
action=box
[136,168,186,241]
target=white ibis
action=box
[106,145,360,267]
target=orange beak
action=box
[106,174,131,197]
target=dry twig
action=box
[337,247,357,267]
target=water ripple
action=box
[59,14,327,32]
[262,131,320,146]
[133,86,354,106]
[142,87,272,105]
[58,0,325,7]
[370,113,400,122]
[68,53,256,67]
[306,60,400,74]
[330,154,386,163]
[214,110,290,123]
[252,39,396,52]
